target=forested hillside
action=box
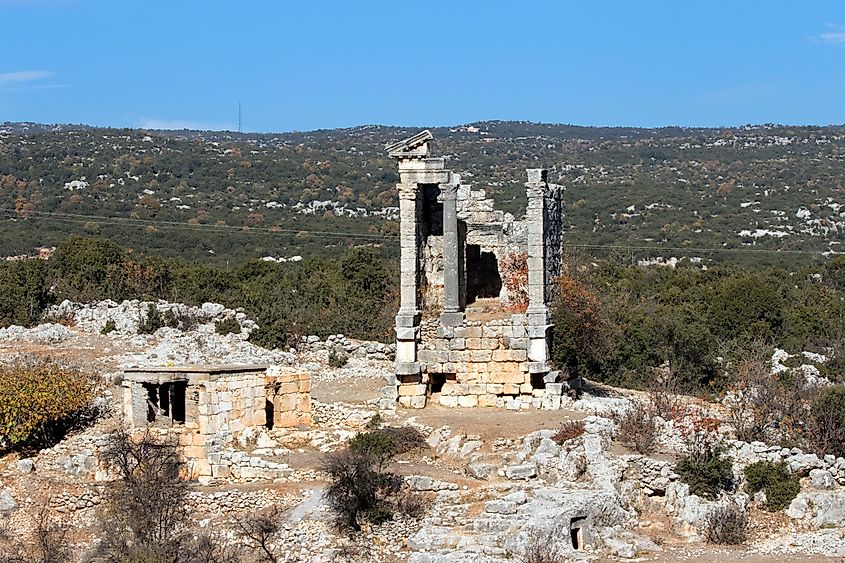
[2,121,845,265]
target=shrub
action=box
[234,506,283,563]
[100,319,117,335]
[552,420,585,445]
[0,505,71,563]
[215,317,241,336]
[744,461,800,511]
[328,350,348,368]
[347,426,427,469]
[96,430,189,561]
[0,259,49,329]
[521,527,567,563]
[138,304,164,334]
[807,386,845,458]
[676,454,734,500]
[676,420,734,499]
[324,426,428,531]
[0,360,99,451]
[321,448,404,531]
[617,404,657,454]
[704,501,748,544]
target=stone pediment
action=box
[386,130,433,159]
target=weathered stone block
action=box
[458,395,478,408]
[464,326,482,338]
[398,384,427,396]
[503,383,520,395]
[478,394,497,407]
[449,338,466,351]
[486,383,504,394]
[480,338,499,349]
[467,383,486,395]
[469,350,492,362]
[407,395,427,409]
[438,395,458,408]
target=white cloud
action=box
[137,117,235,131]
[810,24,845,45]
[0,70,53,85]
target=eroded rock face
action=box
[787,491,845,527]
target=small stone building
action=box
[385,131,573,409]
[121,364,311,477]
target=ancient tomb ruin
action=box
[122,364,311,476]
[386,130,572,409]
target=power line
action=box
[0,208,837,256]
[563,243,831,256]
[0,208,398,241]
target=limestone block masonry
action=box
[386,131,577,410]
[122,364,311,477]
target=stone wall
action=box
[397,315,566,410]
[266,371,312,428]
[122,365,311,478]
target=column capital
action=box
[396,183,417,199]
[526,168,548,184]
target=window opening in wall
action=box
[141,381,187,425]
[143,383,157,422]
[160,383,171,417]
[171,382,187,423]
[466,244,502,303]
[530,373,546,390]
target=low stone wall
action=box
[299,334,395,361]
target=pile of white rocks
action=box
[47,299,257,339]
[300,334,395,361]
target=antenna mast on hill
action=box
[238,101,242,133]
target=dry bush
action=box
[725,346,787,443]
[552,420,585,445]
[617,403,657,454]
[704,502,748,544]
[322,448,404,531]
[96,430,189,562]
[234,506,284,563]
[521,527,567,563]
[186,534,241,563]
[646,373,681,421]
[376,426,427,455]
[0,505,71,563]
[807,385,845,458]
[395,489,430,519]
[0,359,101,452]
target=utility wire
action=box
[0,208,837,256]
[0,208,398,241]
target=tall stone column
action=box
[525,169,551,367]
[395,182,421,368]
[440,175,464,326]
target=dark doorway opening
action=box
[570,516,587,550]
[466,245,502,304]
[171,382,187,423]
[430,373,446,394]
[265,399,275,430]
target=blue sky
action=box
[3,0,845,132]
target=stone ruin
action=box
[385,130,575,410]
[122,364,311,477]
